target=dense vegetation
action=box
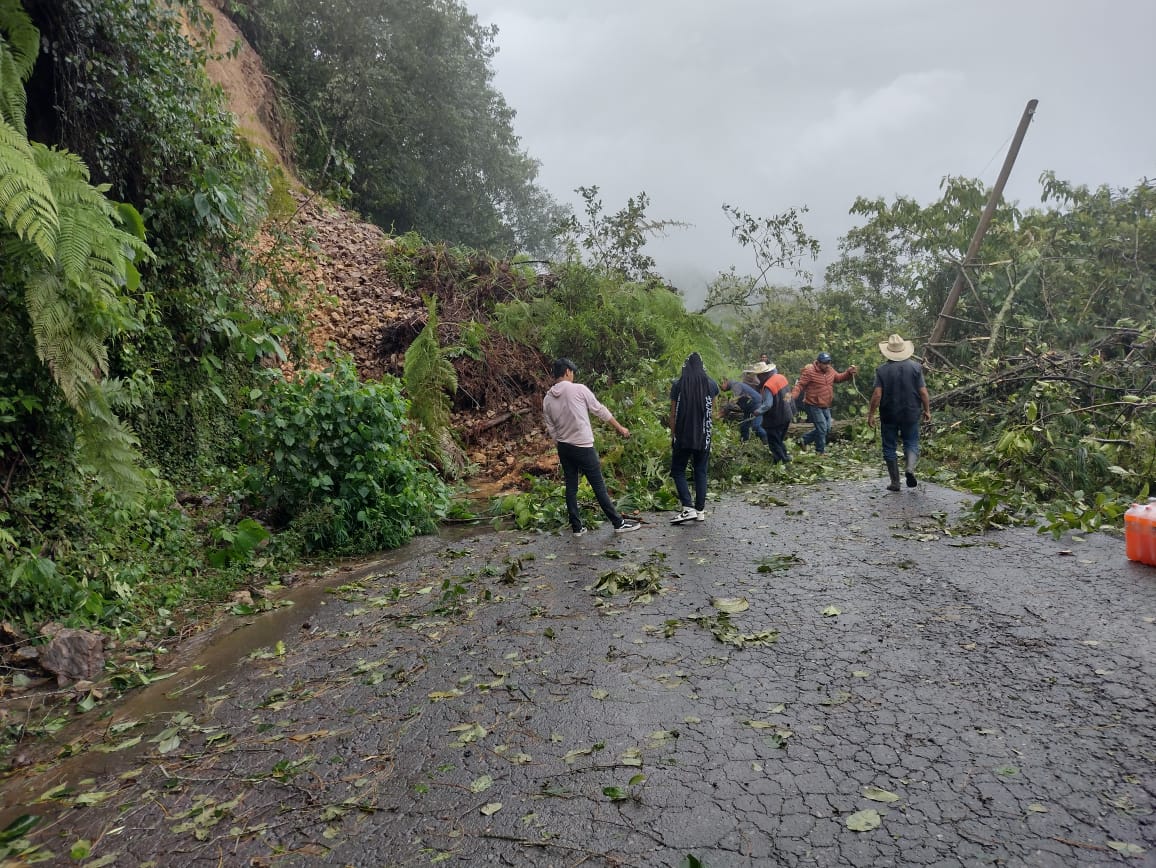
[1,0,1153,664]
[0,0,447,632]
[223,0,565,256]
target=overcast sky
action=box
[467,0,1155,306]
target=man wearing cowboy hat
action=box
[749,361,793,463]
[866,334,931,491]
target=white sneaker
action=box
[695,509,706,521]
[671,507,697,524]
[614,518,642,533]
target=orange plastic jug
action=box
[1124,502,1156,566]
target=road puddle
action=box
[0,523,492,827]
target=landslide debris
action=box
[256,193,558,491]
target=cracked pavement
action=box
[1,478,1153,866]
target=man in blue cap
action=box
[791,351,858,454]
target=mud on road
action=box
[1,478,1154,866]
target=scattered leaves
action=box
[689,612,778,648]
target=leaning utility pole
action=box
[926,99,1038,359]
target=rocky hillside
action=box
[195,0,557,492]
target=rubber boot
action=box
[904,451,918,488]
[886,459,901,492]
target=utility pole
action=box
[927,99,1038,359]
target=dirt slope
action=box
[194,0,556,490]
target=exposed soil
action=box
[195,0,558,491]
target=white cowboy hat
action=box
[746,361,776,374]
[879,334,915,361]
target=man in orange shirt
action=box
[791,351,858,454]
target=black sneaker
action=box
[572,527,587,537]
[614,518,642,533]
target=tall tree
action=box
[228,0,564,255]
[826,174,1155,361]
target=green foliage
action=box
[826,174,1155,362]
[0,470,218,629]
[0,0,37,131]
[404,296,467,476]
[928,337,1156,535]
[241,359,448,554]
[226,0,564,254]
[495,262,725,382]
[22,0,283,480]
[702,204,820,311]
[207,517,271,568]
[404,296,458,435]
[24,0,262,224]
[557,186,687,282]
[1,3,156,497]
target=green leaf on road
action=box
[863,786,900,803]
[1107,842,1145,857]
[846,809,882,831]
[0,814,39,842]
[480,802,502,816]
[619,747,643,767]
[470,775,493,793]
[712,597,749,613]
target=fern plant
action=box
[0,2,152,495]
[404,295,466,476]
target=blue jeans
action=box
[802,404,832,453]
[671,446,709,511]
[557,442,622,531]
[740,414,767,444]
[879,417,921,462]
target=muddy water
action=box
[0,524,493,826]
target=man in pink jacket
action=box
[542,358,641,536]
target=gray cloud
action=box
[470,0,1156,305]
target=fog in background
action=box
[468,0,1155,306]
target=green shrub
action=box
[241,359,448,554]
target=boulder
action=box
[37,628,106,686]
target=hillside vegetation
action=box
[1,0,1153,666]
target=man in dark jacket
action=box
[719,376,766,444]
[866,334,931,491]
[751,362,793,463]
[669,353,720,523]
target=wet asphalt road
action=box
[1,477,1154,867]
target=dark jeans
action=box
[557,442,622,531]
[671,446,710,511]
[740,415,767,444]
[801,404,833,453]
[765,421,791,463]
[879,417,921,462]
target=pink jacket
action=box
[543,381,613,447]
